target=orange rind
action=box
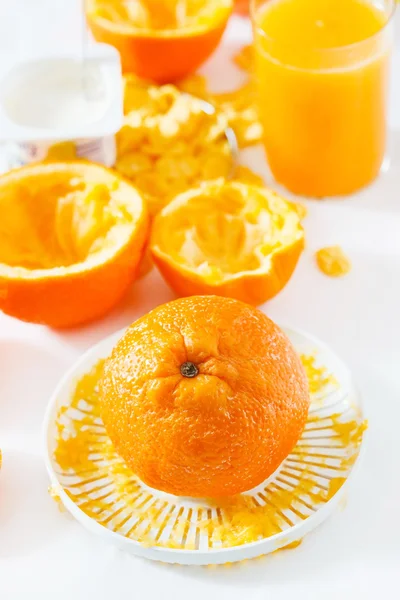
[0,162,148,327]
[86,0,233,82]
[150,181,304,305]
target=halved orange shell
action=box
[0,162,149,327]
[86,0,233,82]
[150,181,304,305]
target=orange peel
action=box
[150,180,304,305]
[86,0,232,82]
[315,245,351,277]
[0,162,149,327]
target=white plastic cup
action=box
[6,135,116,169]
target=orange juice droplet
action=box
[254,0,392,197]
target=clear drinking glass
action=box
[251,0,395,197]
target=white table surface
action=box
[1,3,400,599]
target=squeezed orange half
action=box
[86,0,232,82]
[252,0,394,197]
[0,162,148,327]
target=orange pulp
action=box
[253,0,392,197]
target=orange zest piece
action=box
[0,162,148,327]
[85,0,232,82]
[315,245,351,277]
[150,181,304,305]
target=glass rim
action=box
[250,0,396,56]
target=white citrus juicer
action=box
[44,325,365,566]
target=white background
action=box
[1,2,400,598]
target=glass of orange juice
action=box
[251,0,395,197]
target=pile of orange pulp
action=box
[86,0,233,82]
[0,162,148,328]
[253,0,392,196]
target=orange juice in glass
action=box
[251,0,395,197]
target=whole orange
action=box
[100,296,309,497]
